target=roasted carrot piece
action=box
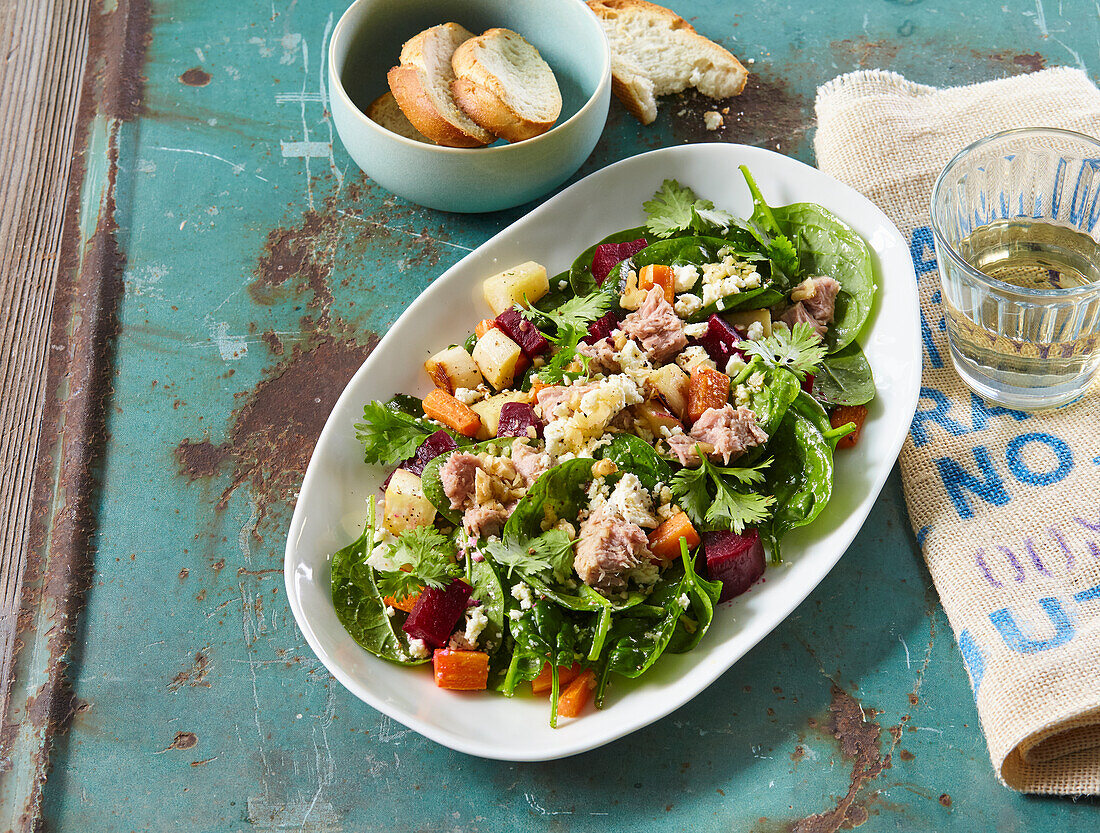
[474,318,497,339]
[423,388,482,438]
[639,264,675,303]
[432,649,489,690]
[686,366,730,423]
[648,512,701,561]
[831,405,868,450]
[556,669,596,718]
[383,593,420,613]
[531,663,582,695]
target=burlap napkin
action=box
[814,67,1100,795]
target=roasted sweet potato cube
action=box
[686,366,730,423]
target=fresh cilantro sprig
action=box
[741,322,827,380]
[375,526,462,600]
[485,528,575,581]
[537,325,590,385]
[524,289,613,334]
[355,401,437,465]
[671,454,774,534]
[643,179,734,239]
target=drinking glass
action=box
[930,127,1100,410]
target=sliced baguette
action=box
[586,0,748,125]
[451,28,562,143]
[387,23,495,147]
[366,91,432,143]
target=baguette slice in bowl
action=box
[587,0,748,125]
[451,28,562,143]
[366,91,432,143]
[388,22,496,147]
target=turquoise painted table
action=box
[9,1,1100,830]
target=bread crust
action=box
[451,28,561,143]
[587,0,748,124]
[366,91,432,143]
[387,65,491,147]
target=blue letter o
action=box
[1005,432,1072,486]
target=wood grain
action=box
[0,0,91,720]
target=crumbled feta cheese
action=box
[674,293,703,318]
[676,345,715,373]
[543,374,642,459]
[558,279,569,291]
[607,472,659,528]
[700,256,762,306]
[678,593,691,609]
[746,320,765,341]
[734,383,751,408]
[611,338,653,387]
[367,521,397,571]
[672,264,700,293]
[747,370,766,392]
[453,387,483,405]
[683,322,708,338]
[463,606,489,647]
[703,110,724,131]
[384,605,395,617]
[725,354,747,376]
[508,609,522,622]
[408,638,430,659]
[511,582,536,610]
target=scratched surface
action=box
[30,0,1100,830]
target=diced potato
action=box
[424,345,483,393]
[482,261,549,315]
[723,308,772,338]
[471,328,523,390]
[383,469,436,534]
[471,391,531,439]
[620,268,647,311]
[633,399,683,437]
[649,363,690,419]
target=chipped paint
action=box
[178,66,212,87]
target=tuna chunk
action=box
[511,442,551,486]
[574,506,653,592]
[778,276,842,339]
[439,452,482,510]
[576,338,620,374]
[801,276,841,324]
[621,286,687,363]
[778,302,826,338]
[666,432,703,467]
[689,405,768,464]
[463,503,510,539]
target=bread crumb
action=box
[747,57,756,65]
[703,110,724,131]
[721,106,729,114]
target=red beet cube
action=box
[496,402,542,439]
[702,529,765,602]
[495,308,549,357]
[801,373,815,394]
[582,312,621,345]
[591,237,648,286]
[403,579,473,648]
[404,430,458,477]
[696,314,745,367]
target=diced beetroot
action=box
[495,308,549,357]
[582,312,621,345]
[702,529,765,602]
[802,373,815,394]
[403,579,473,648]
[496,401,543,439]
[591,237,648,286]
[696,314,745,367]
[404,430,458,477]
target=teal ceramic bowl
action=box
[328,0,611,213]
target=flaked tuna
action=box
[621,286,687,363]
[511,441,551,486]
[439,452,482,510]
[690,405,768,464]
[778,276,842,339]
[574,506,653,592]
[576,338,620,374]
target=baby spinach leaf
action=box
[667,542,722,654]
[596,434,674,492]
[762,400,834,564]
[330,527,427,666]
[470,558,506,656]
[747,364,802,436]
[812,342,876,407]
[569,226,649,296]
[771,202,876,352]
[503,458,595,542]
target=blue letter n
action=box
[934,446,1010,519]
